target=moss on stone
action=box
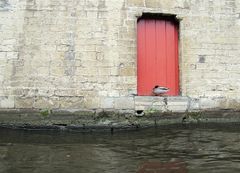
[40,109,51,117]
[183,111,203,122]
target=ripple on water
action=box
[1,124,240,173]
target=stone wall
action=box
[0,0,239,112]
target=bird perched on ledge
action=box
[152,85,170,96]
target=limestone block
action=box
[114,97,134,110]
[15,97,34,109]
[98,90,108,97]
[0,52,6,59]
[152,101,165,106]
[135,96,164,105]
[75,67,98,76]
[126,0,145,7]
[54,89,83,97]
[145,0,179,8]
[167,97,189,102]
[224,99,240,109]
[167,105,186,112]
[199,97,222,109]
[101,97,114,109]
[38,89,54,97]
[83,97,100,109]
[167,100,189,110]
[110,67,119,76]
[32,96,59,109]
[50,66,65,76]
[119,66,135,76]
[135,96,189,112]
[135,105,146,111]
[108,90,120,97]
[59,96,84,109]
[18,88,36,97]
[0,44,15,51]
[98,68,111,76]
[36,67,50,76]
[6,52,18,59]
[188,98,200,111]
[145,0,160,8]
[0,96,14,108]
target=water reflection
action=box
[137,160,187,173]
[1,124,240,172]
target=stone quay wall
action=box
[0,0,240,115]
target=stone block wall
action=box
[0,0,239,112]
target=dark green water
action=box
[1,124,240,173]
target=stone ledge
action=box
[134,96,190,112]
[0,109,240,132]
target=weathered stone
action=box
[114,97,134,110]
[101,97,114,109]
[167,105,188,112]
[119,66,135,76]
[199,97,225,110]
[32,96,59,109]
[59,96,84,109]
[83,97,100,109]
[126,0,145,7]
[135,96,190,112]
[0,0,239,114]
[15,97,34,108]
[0,96,14,108]
[145,0,161,8]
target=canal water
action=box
[1,123,240,173]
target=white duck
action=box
[152,85,170,96]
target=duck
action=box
[152,85,170,96]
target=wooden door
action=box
[137,18,179,96]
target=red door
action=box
[137,18,179,96]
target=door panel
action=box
[137,19,179,96]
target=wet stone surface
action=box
[1,123,240,173]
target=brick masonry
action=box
[0,0,240,113]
